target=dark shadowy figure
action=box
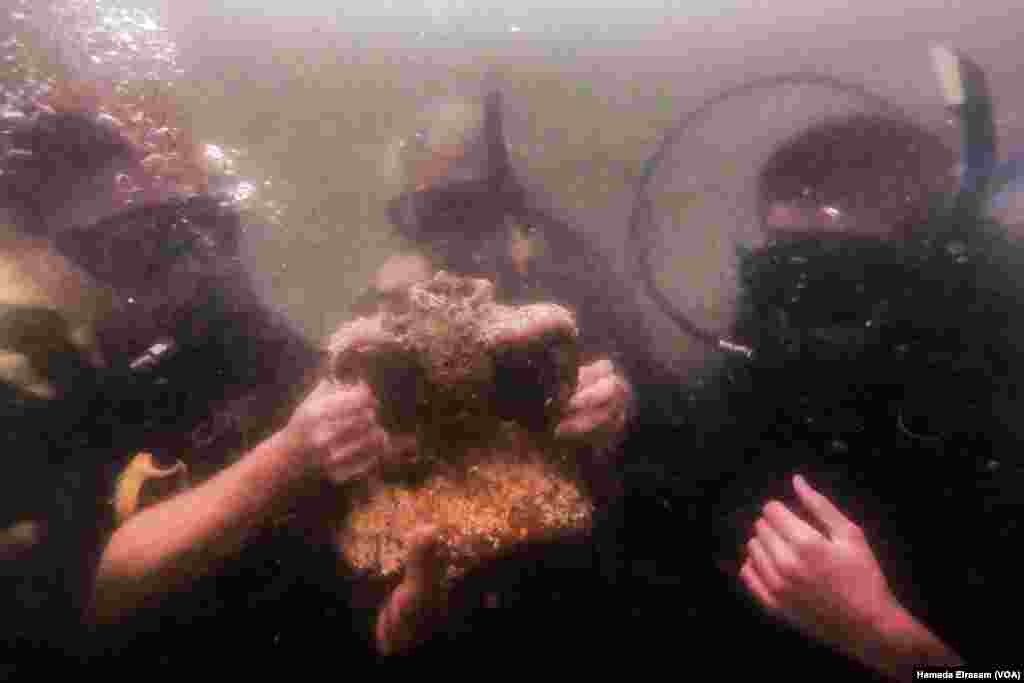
[758,114,956,240]
[349,89,655,655]
[0,94,643,669]
[627,110,1024,678]
[383,90,681,401]
[0,108,328,669]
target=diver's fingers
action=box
[556,372,630,438]
[313,406,377,446]
[762,500,823,549]
[577,358,616,386]
[753,517,800,581]
[375,583,413,656]
[375,582,431,655]
[310,380,379,421]
[565,374,629,414]
[329,423,387,459]
[792,474,855,538]
[740,557,781,612]
[746,536,785,595]
[554,404,626,439]
[375,529,448,656]
[323,427,387,484]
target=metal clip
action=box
[129,337,178,372]
[718,338,754,358]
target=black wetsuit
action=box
[0,340,114,673]
[66,184,653,669]
[367,155,698,662]
[0,106,651,669]
[1,114,327,668]
[386,92,688,423]
[622,224,1024,677]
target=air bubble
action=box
[946,241,967,257]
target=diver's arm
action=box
[841,601,964,680]
[89,380,393,624]
[89,428,315,623]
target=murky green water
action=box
[163,45,695,361]
[10,0,1024,368]
[2,1,693,357]
[8,0,1024,671]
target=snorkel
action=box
[930,45,998,220]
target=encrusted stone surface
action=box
[326,271,593,580]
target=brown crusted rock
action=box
[327,270,579,446]
[325,271,593,581]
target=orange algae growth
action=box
[333,423,593,581]
[335,439,594,581]
[325,273,595,580]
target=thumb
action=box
[792,474,853,538]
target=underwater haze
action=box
[5,0,1024,676]
[8,0,1023,369]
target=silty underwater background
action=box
[3,0,1024,677]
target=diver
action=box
[350,85,644,655]
[623,47,1019,679]
[369,84,671,418]
[735,111,966,679]
[0,80,637,663]
[358,78,974,664]
[0,104,144,662]
[0,98,403,663]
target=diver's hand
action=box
[739,474,964,678]
[282,379,414,484]
[741,475,906,668]
[375,525,449,656]
[740,475,898,641]
[555,358,632,448]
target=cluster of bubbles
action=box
[1,0,286,221]
[2,2,56,123]
[49,0,182,84]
